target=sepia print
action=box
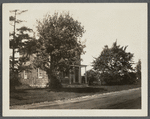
[3,3,147,116]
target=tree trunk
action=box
[46,55,62,89]
[47,67,62,89]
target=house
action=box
[19,54,87,88]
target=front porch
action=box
[61,64,88,85]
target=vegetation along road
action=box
[11,87,141,109]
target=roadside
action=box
[10,87,141,109]
[10,84,141,107]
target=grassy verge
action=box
[10,84,141,106]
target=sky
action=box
[8,3,147,75]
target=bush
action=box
[100,72,137,85]
[10,72,22,91]
[121,72,136,84]
[86,70,99,86]
[100,72,122,85]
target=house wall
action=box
[19,69,49,88]
[19,52,83,88]
[20,67,84,88]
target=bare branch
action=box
[9,9,19,13]
[15,19,24,23]
[17,10,28,15]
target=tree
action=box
[14,27,37,72]
[9,10,35,90]
[92,41,135,85]
[34,12,86,88]
[135,59,141,83]
[9,10,28,73]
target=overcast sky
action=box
[8,3,147,75]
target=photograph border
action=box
[2,2,148,117]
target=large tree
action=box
[34,12,86,88]
[93,41,135,85]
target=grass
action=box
[10,84,141,106]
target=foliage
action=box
[9,10,35,89]
[122,72,136,84]
[86,69,99,85]
[10,71,22,91]
[135,59,141,84]
[10,27,36,70]
[93,41,135,85]
[34,12,86,89]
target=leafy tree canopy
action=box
[92,41,135,85]
[34,12,86,88]
[10,26,35,72]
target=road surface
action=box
[11,88,141,109]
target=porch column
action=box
[78,66,81,84]
[69,73,71,84]
[73,67,75,83]
[85,66,87,83]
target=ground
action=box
[10,84,141,106]
[11,87,141,109]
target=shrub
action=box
[100,72,122,85]
[100,72,137,85]
[121,72,136,84]
[86,70,99,86]
[10,72,22,91]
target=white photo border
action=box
[2,3,148,117]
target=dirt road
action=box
[11,88,141,109]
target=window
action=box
[24,70,27,79]
[38,68,43,78]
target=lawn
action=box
[10,84,141,106]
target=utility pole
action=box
[12,10,16,73]
[10,9,27,73]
